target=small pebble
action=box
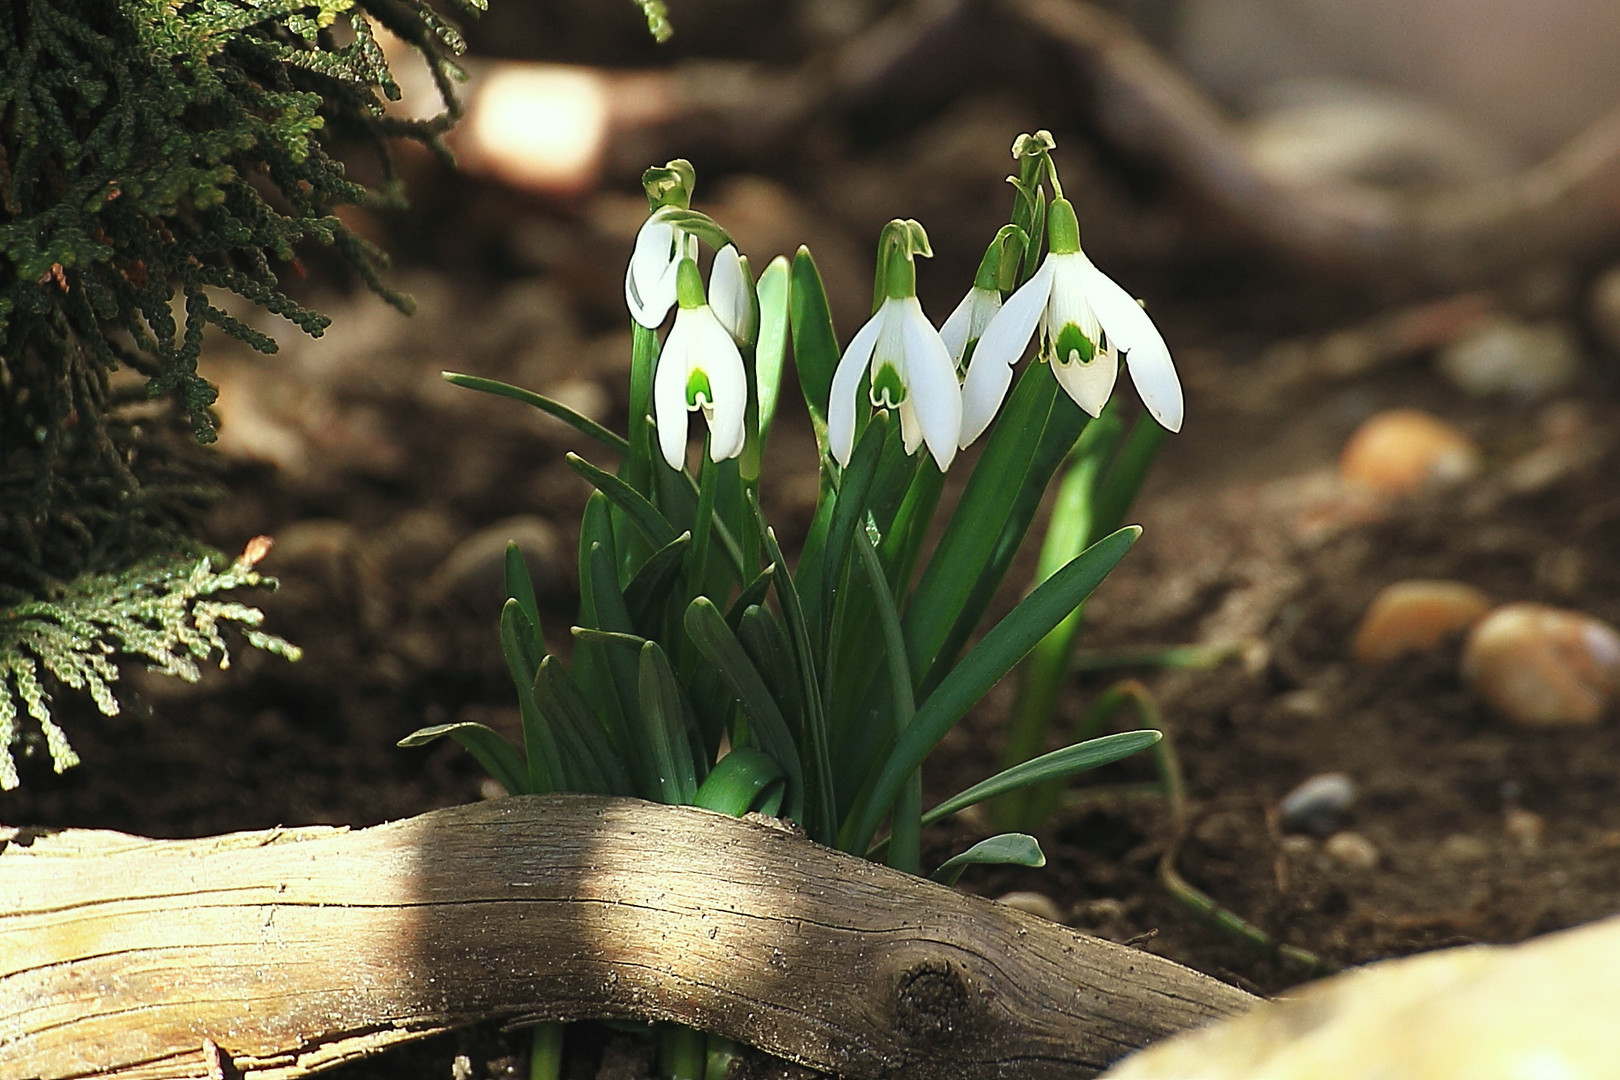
[994,891,1066,923]
[1352,580,1491,664]
[1437,316,1580,401]
[1438,833,1491,863]
[478,777,508,801]
[1279,772,1358,835]
[1504,808,1545,854]
[1462,603,1620,726]
[1277,834,1316,858]
[1323,830,1380,870]
[1339,408,1481,495]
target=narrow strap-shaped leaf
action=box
[736,604,803,728]
[684,596,805,824]
[725,564,775,628]
[567,452,680,552]
[504,541,544,674]
[854,527,920,875]
[931,834,1045,886]
[501,600,563,794]
[533,656,633,795]
[925,731,1160,829]
[820,412,888,635]
[624,532,692,637]
[397,722,526,797]
[587,541,657,798]
[789,246,839,447]
[638,641,698,805]
[754,255,791,446]
[750,497,838,845]
[1091,409,1170,542]
[692,746,785,817]
[843,526,1140,854]
[443,371,628,454]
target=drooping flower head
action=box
[624,160,746,339]
[828,220,962,471]
[960,194,1182,445]
[941,223,1027,373]
[654,257,748,470]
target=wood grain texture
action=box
[0,794,1254,1079]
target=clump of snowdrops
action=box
[405,132,1182,1079]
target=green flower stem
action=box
[659,1023,705,1080]
[855,526,919,873]
[528,1023,565,1080]
[686,440,720,606]
[621,321,662,576]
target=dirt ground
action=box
[9,4,1620,1076]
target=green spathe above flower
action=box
[829,222,961,471]
[941,225,1026,373]
[959,197,1183,446]
[654,258,748,470]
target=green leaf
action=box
[924,731,1161,828]
[843,526,1140,853]
[751,500,838,845]
[754,255,791,446]
[725,564,776,628]
[624,532,692,636]
[931,834,1045,886]
[683,596,805,823]
[821,412,888,627]
[789,246,839,445]
[503,542,545,676]
[443,372,628,454]
[567,452,680,553]
[501,600,561,794]
[397,722,526,796]
[693,746,785,817]
[638,642,698,804]
[533,657,633,795]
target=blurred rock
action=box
[993,891,1066,923]
[1437,833,1491,864]
[1323,830,1380,870]
[1352,580,1490,664]
[1246,79,1516,192]
[1504,808,1545,855]
[1339,408,1480,494]
[1437,317,1580,401]
[1279,772,1357,835]
[1462,603,1620,726]
[1588,264,1620,353]
[431,516,562,616]
[1103,913,1620,1079]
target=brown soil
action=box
[8,11,1620,1078]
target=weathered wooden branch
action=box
[1,794,1252,1080]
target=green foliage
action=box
[0,544,300,790]
[0,0,481,606]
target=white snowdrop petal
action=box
[958,259,1054,444]
[828,305,886,465]
[654,316,693,469]
[898,396,924,454]
[939,288,978,363]
[699,314,749,460]
[1077,256,1183,432]
[627,220,680,328]
[1050,346,1119,418]
[709,244,753,343]
[897,297,961,470]
[1045,254,1101,347]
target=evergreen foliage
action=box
[1,0,481,784]
[0,541,301,789]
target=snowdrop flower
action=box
[940,225,1023,372]
[654,258,748,470]
[940,284,1001,373]
[959,197,1182,446]
[624,215,694,329]
[708,244,757,346]
[829,237,961,471]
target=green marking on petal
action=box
[870,362,907,408]
[686,367,713,408]
[1055,322,1095,365]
